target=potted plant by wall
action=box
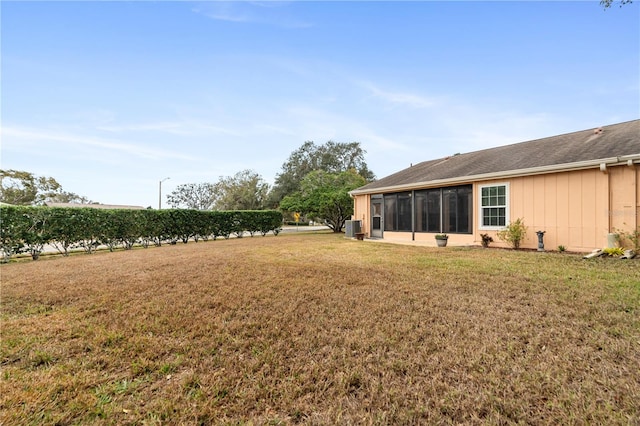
[480,233,493,248]
[435,234,448,247]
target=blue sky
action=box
[2,1,638,208]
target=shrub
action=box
[21,207,52,260]
[0,206,27,262]
[0,206,284,261]
[615,227,640,251]
[47,208,86,256]
[480,233,493,248]
[496,218,528,250]
[603,247,625,257]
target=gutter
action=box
[350,154,640,196]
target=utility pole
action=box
[159,177,170,209]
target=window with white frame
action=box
[480,183,508,228]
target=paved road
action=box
[280,225,332,233]
[25,225,333,257]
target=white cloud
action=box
[2,126,200,162]
[192,2,252,23]
[431,107,557,154]
[96,120,241,137]
[253,123,297,136]
[280,103,411,155]
[192,1,313,28]
[359,81,437,109]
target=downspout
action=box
[602,160,616,248]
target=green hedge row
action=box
[0,206,283,261]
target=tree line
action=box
[166,141,374,214]
[166,141,374,232]
[0,170,94,206]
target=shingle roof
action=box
[353,119,640,194]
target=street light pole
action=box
[159,177,170,209]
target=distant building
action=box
[45,202,145,210]
[350,119,640,252]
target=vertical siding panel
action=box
[510,177,524,221]
[568,172,582,249]
[556,173,570,249]
[353,195,358,223]
[609,165,637,234]
[364,194,370,235]
[522,176,535,247]
[532,175,546,235]
[353,195,369,236]
[544,174,558,249]
[581,170,597,249]
[363,194,370,236]
[522,176,534,223]
[636,166,640,230]
[506,178,522,249]
[626,164,637,231]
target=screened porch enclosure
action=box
[381,185,473,234]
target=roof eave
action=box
[350,154,640,196]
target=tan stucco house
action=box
[350,119,640,252]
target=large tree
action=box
[0,169,91,205]
[167,183,218,210]
[214,169,270,211]
[166,170,269,211]
[269,141,375,207]
[46,191,93,204]
[279,169,366,233]
[600,0,633,7]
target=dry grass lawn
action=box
[1,232,639,425]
